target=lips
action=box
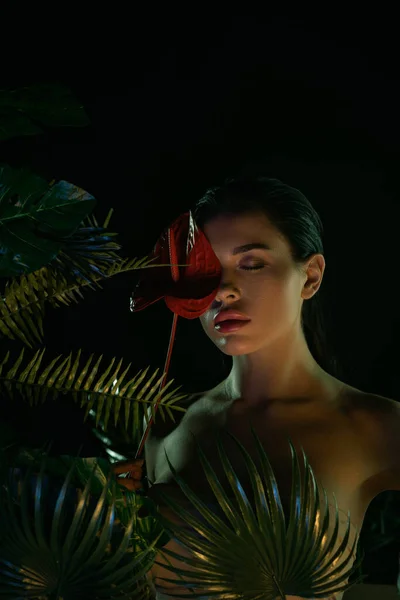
[214,309,251,325]
[214,319,250,333]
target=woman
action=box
[116,177,380,599]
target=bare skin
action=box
[148,382,381,529]
[198,210,329,409]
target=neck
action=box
[222,328,337,409]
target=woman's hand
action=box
[113,459,145,492]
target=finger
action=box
[114,467,143,479]
[116,471,142,481]
[113,461,144,474]
[118,479,142,492]
[119,458,144,467]
[128,480,142,491]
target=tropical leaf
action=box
[36,255,164,311]
[43,207,122,287]
[0,456,163,599]
[68,457,172,553]
[0,253,187,348]
[0,347,189,437]
[0,164,96,277]
[0,207,121,347]
[0,271,47,347]
[3,451,172,552]
[148,426,368,600]
[0,83,90,142]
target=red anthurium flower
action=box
[130,211,222,319]
[130,211,222,462]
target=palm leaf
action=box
[0,347,189,437]
[149,426,368,600]
[43,208,122,287]
[0,251,183,348]
[41,255,164,310]
[0,165,96,277]
[0,456,163,599]
[0,270,47,347]
[0,207,121,348]
[3,452,172,553]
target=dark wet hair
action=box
[192,176,342,379]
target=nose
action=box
[212,280,241,307]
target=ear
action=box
[301,253,326,300]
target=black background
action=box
[1,11,400,586]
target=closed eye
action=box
[240,264,266,271]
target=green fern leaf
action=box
[0,348,189,436]
[0,253,180,348]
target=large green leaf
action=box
[0,165,96,277]
[148,427,368,600]
[0,457,163,598]
[0,83,90,142]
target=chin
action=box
[214,338,254,356]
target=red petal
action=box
[130,211,221,318]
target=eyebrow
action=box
[232,242,272,255]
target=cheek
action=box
[249,276,284,305]
[199,312,219,340]
[253,278,298,320]
[199,314,210,334]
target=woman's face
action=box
[198,211,324,356]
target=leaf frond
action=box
[0,455,164,598]
[0,348,189,435]
[149,428,368,600]
[0,253,167,348]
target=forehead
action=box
[202,211,286,252]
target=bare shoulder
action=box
[347,387,400,493]
[340,385,400,437]
[367,391,400,413]
[358,390,400,440]
[347,386,400,418]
